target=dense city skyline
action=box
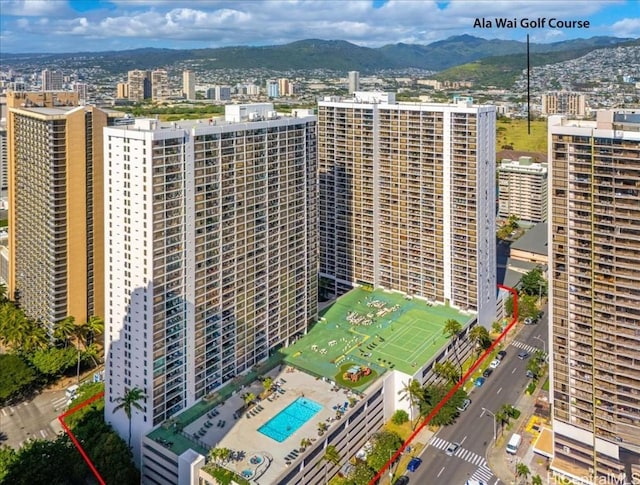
[0,0,638,54]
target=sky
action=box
[0,0,638,54]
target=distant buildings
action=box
[103,104,318,461]
[116,82,129,99]
[278,78,294,96]
[542,92,586,117]
[498,156,548,223]
[348,71,359,94]
[6,90,123,327]
[74,82,88,104]
[151,69,169,101]
[548,110,640,484]
[206,86,231,101]
[128,69,151,102]
[266,79,279,97]
[318,92,496,325]
[183,70,195,100]
[41,69,63,91]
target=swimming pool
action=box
[258,397,322,442]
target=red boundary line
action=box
[368,284,519,485]
[58,390,106,485]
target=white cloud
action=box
[611,17,640,37]
[2,0,68,16]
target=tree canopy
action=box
[0,354,36,402]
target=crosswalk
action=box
[468,463,494,484]
[51,396,68,411]
[429,436,488,467]
[510,340,545,355]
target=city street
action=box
[0,388,67,449]
[405,309,548,485]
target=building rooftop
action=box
[281,287,471,388]
[510,223,548,257]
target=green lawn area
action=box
[282,288,471,391]
[497,119,547,154]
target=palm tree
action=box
[300,438,312,451]
[443,319,463,372]
[323,444,341,466]
[82,315,104,348]
[469,325,492,354]
[398,379,424,429]
[515,462,530,484]
[262,377,273,396]
[243,392,256,408]
[82,343,101,367]
[433,361,461,386]
[317,422,328,435]
[113,387,146,449]
[531,474,543,485]
[54,316,76,348]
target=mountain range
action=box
[2,35,636,75]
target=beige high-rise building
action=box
[548,111,640,484]
[318,93,496,324]
[6,91,124,328]
[0,124,7,190]
[542,92,587,117]
[151,69,169,101]
[498,156,548,222]
[348,71,360,94]
[183,70,195,100]
[116,82,129,99]
[128,70,151,102]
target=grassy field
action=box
[497,119,547,154]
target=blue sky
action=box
[0,0,638,53]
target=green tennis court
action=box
[282,288,471,390]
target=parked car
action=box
[407,457,422,472]
[474,376,486,387]
[395,476,410,485]
[497,350,507,360]
[518,351,530,360]
[526,370,536,378]
[457,398,471,412]
[445,442,461,456]
[524,317,536,325]
[482,368,494,378]
[489,359,501,369]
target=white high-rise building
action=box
[41,69,63,91]
[348,71,360,94]
[498,156,548,223]
[318,93,496,325]
[103,104,318,461]
[183,70,196,100]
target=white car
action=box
[489,359,501,369]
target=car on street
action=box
[394,476,410,485]
[482,368,494,378]
[489,358,501,369]
[457,398,471,412]
[526,370,536,378]
[497,350,507,360]
[518,351,530,360]
[407,457,422,472]
[445,442,461,456]
[524,317,536,325]
[474,376,486,387]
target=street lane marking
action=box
[40,429,47,438]
[479,409,485,417]
[497,387,502,394]
[1,409,6,416]
[512,367,517,374]
[460,435,467,445]
[437,466,445,478]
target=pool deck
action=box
[184,366,359,484]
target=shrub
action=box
[391,409,409,425]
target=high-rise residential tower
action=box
[348,71,360,94]
[498,156,548,223]
[151,69,169,101]
[128,70,151,102]
[41,69,63,91]
[549,111,640,484]
[6,91,124,327]
[182,70,195,100]
[103,104,318,460]
[266,80,279,98]
[542,92,587,117]
[318,93,496,325]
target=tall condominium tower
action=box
[182,70,195,100]
[549,111,640,483]
[151,69,169,101]
[128,70,151,102]
[542,92,587,117]
[6,91,124,327]
[0,124,7,190]
[41,69,63,91]
[103,104,318,460]
[266,80,279,98]
[318,93,496,325]
[498,156,548,223]
[348,71,360,94]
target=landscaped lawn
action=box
[497,119,547,154]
